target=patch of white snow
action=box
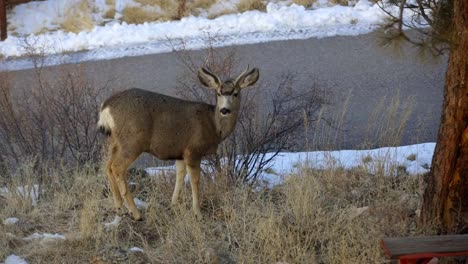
[2,217,19,225]
[104,215,122,231]
[4,255,28,264]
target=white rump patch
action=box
[98,107,115,131]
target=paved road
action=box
[6,31,446,149]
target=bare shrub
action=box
[173,42,328,184]
[0,63,112,174]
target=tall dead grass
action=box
[329,0,349,6]
[103,0,116,19]
[124,0,194,23]
[0,156,434,263]
[60,1,94,33]
[237,0,267,13]
[363,91,414,148]
[122,7,171,24]
[291,0,316,8]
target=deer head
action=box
[198,65,260,117]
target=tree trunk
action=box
[421,0,468,234]
[0,0,6,41]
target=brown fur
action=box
[102,89,222,160]
[99,67,259,220]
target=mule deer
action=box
[98,66,259,220]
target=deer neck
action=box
[214,110,238,141]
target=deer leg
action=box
[171,160,186,206]
[186,161,202,219]
[106,159,123,211]
[106,143,123,212]
[111,154,142,220]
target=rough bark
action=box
[0,0,6,41]
[421,0,468,234]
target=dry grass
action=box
[0,156,435,263]
[103,7,116,19]
[122,6,172,24]
[136,0,175,9]
[237,0,266,13]
[329,0,349,6]
[363,92,414,148]
[60,1,94,33]
[291,0,316,8]
[135,0,182,17]
[122,0,182,23]
[103,0,117,20]
[134,0,217,20]
[191,0,217,10]
[207,9,238,19]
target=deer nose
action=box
[220,108,231,115]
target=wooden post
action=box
[0,0,6,41]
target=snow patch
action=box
[260,143,435,185]
[0,1,408,71]
[129,246,144,252]
[23,232,66,242]
[3,217,19,225]
[104,215,122,231]
[4,255,28,264]
[146,143,435,188]
[134,198,149,210]
[0,185,40,206]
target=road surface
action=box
[4,31,446,149]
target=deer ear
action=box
[198,68,222,89]
[235,67,259,89]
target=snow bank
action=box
[260,142,434,186]
[0,1,405,70]
[146,143,435,187]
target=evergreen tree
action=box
[379,0,468,234]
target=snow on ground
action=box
[23,232,66,242]
[0,185,40,206]
[129,247,144,252]
[134,198,149,210]
[104,215,122,231]
[146,143,435,187]
[3,255,28,264]
[2,217,19,225]
[0,0,408,71]
[260,142,434,187]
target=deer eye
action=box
[217,93,221,96]
[233,93,238,97]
